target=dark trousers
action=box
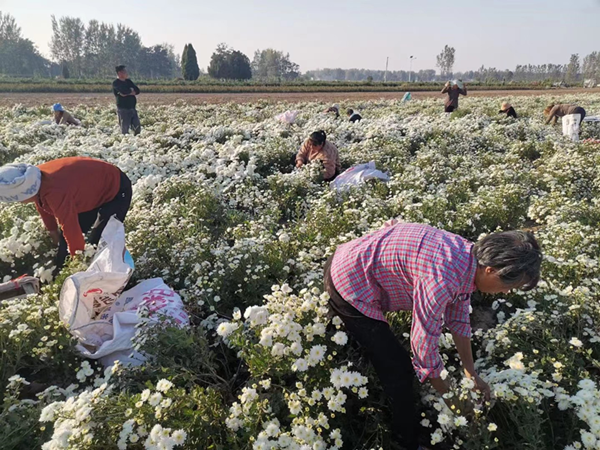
[574,107,586,123]
[323,256,419,450]
[444,104,456,113]
[117,108,141,135]
[55,171,132,271]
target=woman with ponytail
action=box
[295,130,341,181]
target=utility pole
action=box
[384,57,389,83]
[409,55,416,82]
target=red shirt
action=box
[330,223,477,382]
[35,157,121,255]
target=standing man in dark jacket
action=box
[112,65,141,135]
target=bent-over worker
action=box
[499,102,517,118]
[324,222,542,450]
[544,104,586,125]
[347,109,362,123]
[0,157,132,273]
[296,130,341,182]
[52,103,80,126]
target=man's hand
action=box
[429,377,450,395]
[466,371,492,401]
[48,230,60,246]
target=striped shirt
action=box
[330,223,477,382]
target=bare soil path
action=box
[1,88,598,107]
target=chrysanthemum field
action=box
[1,95,600,450]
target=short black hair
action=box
[346,109,354,116]
[308,130,326,146]
[472,230,542,291]
[115,65,126,74]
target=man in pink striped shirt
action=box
[324,222,542,450]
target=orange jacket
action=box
[35,157,120,255]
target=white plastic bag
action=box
[562,113,581,142]
[77,279,189,367]
[275,110,299,124]
[59,217,189,367]
[330,162,390,192]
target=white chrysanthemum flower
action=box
[332,331,348,345]
[292,358,308,372]
[156,379,174,393]
[172,429,187,445]
[569,337,584,347]
[140,389,151,402]
[148,392,163,407]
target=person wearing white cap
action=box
[0,157,132,273]
[0,164,42,203]
[441,79,467,113]
[52,103,80,126]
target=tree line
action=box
[0,12,301,81]
[1,12,599,85]
[307,48,600,85]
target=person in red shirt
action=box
[0,157,132,272]
[325,222,542,450]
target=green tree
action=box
[436,45,456,78]
[181,43,200,80]
[51,16,144,78]
[0,12,48,77]
[208,44,251,80]
[50,15,85,77]
[251,48,299,81]
[61,62,70,79]
[138,45,175,79]
[566,53,580,84]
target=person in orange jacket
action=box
[0,157,132,272]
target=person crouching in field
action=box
[296,130,341,182]
[324,105,340,118]
[324,222,542,450]
[441,80,467,113]
[52,103,80,126]
[499,102,517,118]
[544,104,587,141]
[0,157,132,274]
[347,108,362,123]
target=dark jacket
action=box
[441,85,467,108]
[499,107,517,118]
[112,79,140,109]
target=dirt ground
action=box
[1,88,598,107]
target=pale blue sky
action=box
[2,0,600,72]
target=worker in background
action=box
[347,108,362,123]
[296,130,341,182]
[544,104,586,125]
[52,103,80,126]
[544,103,587,142]
[499,102,517,118]
[0,157,132,273]
[324,105,340,118]
[441,79,467,113]
[113,65,141,135]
